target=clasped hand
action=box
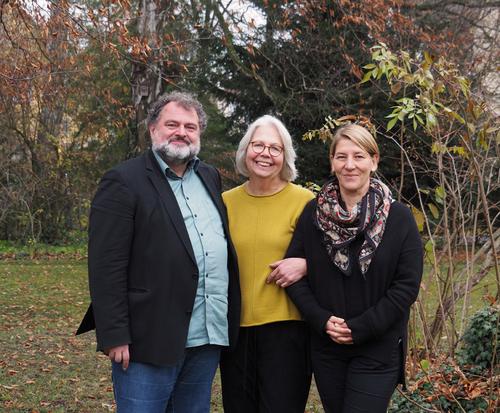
[325,316,353,345]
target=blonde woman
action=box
[286,124,423,413]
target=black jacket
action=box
[286,199,423,381]
[77,150,240,366]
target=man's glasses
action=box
[249,141,283,157]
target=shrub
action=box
[457,305,499,371]
[389,357,496,412]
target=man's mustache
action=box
[167,136,190,144]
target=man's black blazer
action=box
[77,150,240,366]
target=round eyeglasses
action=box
[249,141,284,157]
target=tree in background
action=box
[0,1,83,242]
[1,0,498,408]
[194,0,437,182]
[0,0,189,242]
[0,0,498,243]
[407,0,499,112]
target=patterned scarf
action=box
[315,177,393,276]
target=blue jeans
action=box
[112,345,221,413]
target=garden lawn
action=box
[0,259,114,412]
[3,258,493,412]
[0,259,323,412]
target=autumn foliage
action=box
[0,1,498,410]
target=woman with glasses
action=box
[220,115,314,412]
[285,123,423,412]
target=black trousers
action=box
[220,320,312,413]
[312,344,400,413]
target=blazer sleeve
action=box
[88,169,136,350]
[347,207,423,345]
[285,204,333,335]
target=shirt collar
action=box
[153,149,200,179]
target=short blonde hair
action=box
[329,124,379,158]
[235,115,298,182]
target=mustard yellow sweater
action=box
[223,183,314,326]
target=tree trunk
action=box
[130,0,165,154]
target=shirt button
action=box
[205,252,208,256]
[200,233,203,236]
[206,295,209,299]
[194,214,197,218]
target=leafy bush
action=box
[389,357,497,412]
[457,305,499,371]
[390,307,499,413]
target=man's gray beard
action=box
[153,140,200,165]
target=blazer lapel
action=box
[145,151,196,265]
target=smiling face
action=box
[245,124,285,183]
[330,137,378,198]
[149,101,201,164]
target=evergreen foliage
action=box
[457,305,499,371]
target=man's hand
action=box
[325,316,353,345]
[106,344,130,370]
[266,258,307,288]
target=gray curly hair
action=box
[146,91,208,132]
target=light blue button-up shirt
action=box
[153,151,229,347]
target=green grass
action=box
[0,259,323,412]
[413,259,497,350]
[420,259,497,311]
[0,259,113,412]
[1,258,495,412]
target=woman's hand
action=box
[266,258,307,288]
[325,316,353,345]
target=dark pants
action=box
[220,320,312,413]
[312,345,400,413]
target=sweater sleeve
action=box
[347,206,423,345]
[285,203,333,335]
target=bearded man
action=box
[77,91,240,413]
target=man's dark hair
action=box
[146,91,208,132]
